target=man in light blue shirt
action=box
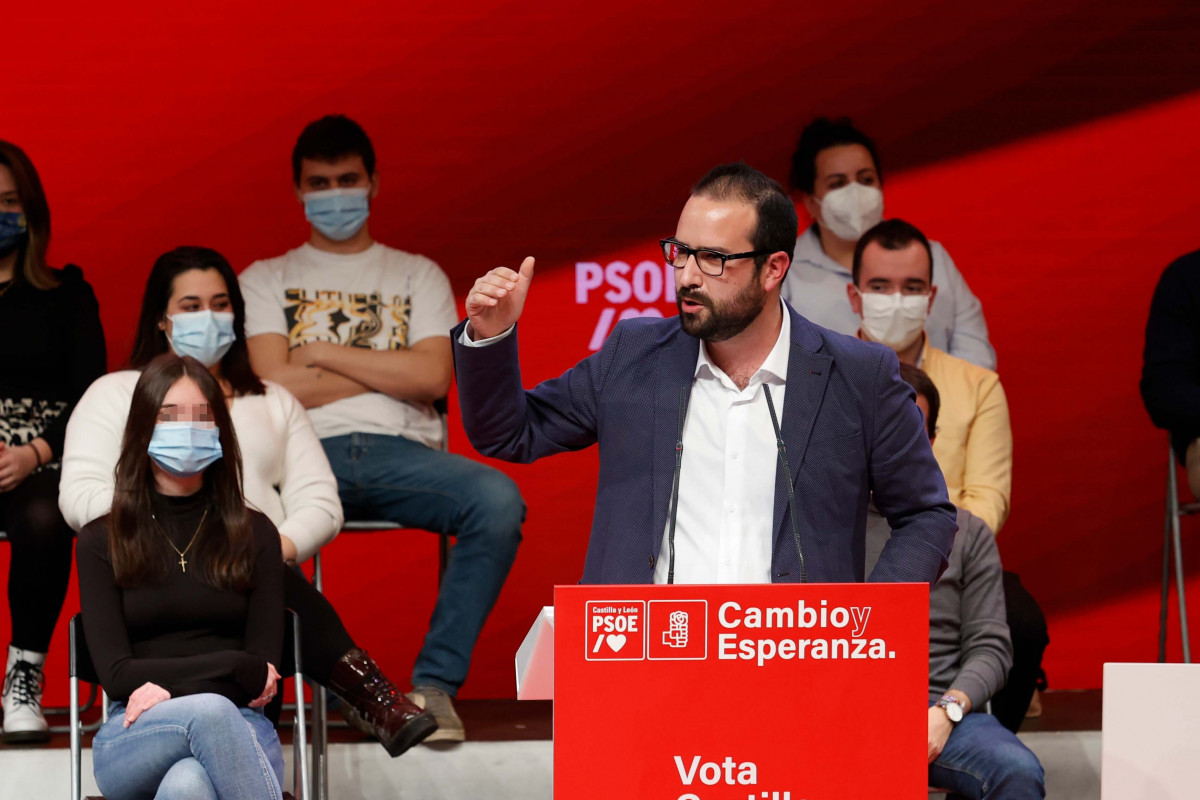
[780,117,996,370]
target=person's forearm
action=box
[314,346,451,404]
[277,508,341,563]
[943,688,972,713]
[955,487,1008,537]
[257,362,371,410]
[28,437,52,465]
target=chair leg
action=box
[70,674,81,800]
[1171,509,1192,664]
[292,617,311,800]
[1162,475,1174,663]
[308,550,330,800]
[313,686,328,800]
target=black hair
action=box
[692,163,799,269]
[789,117,882,194]
[129,246,265,397]
[899,363,940,439]
[851,219,934,286]
[291,115,376,185]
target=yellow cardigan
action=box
[922,342,1012,534]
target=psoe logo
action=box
[585,600,646,661]
[648,600,708,661]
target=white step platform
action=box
[0,732,1096,800]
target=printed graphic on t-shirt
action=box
[283,288,413,350]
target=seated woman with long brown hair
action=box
[77,354,285,800]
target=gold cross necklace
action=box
[152,507,209,573]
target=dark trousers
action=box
[283,568,355,684]
[990,570,1049,733]
[0,469,74,652]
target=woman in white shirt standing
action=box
[60,246,437,756]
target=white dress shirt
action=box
[652,302,790,584]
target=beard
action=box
[677,276,768,343]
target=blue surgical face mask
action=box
[0,211,27,258]
[168,310,236,367]
[148,422,223,477]
[303,187,370,242]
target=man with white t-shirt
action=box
[240,115,525,741]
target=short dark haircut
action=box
[292,115,376,185]
[789,117,882,195]
[692,163,799,269]
[129,246,265,397]
[852,218,934,286]
[899,363,940,439]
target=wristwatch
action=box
[936,694,965,724]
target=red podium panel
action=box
[555,583,929,799]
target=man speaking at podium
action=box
[452,163,956,586]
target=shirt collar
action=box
[916,334,930,369]
[793,224,851,277]
[694,298,791,390]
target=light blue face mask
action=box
[169,310,236,367]
[148,422,223,477]
[0,211,27,258]
[303,187,370,242]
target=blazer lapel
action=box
[650,331,700,569]
[773,311,833,553]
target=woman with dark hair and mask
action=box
[60,246,436,755]
[0,139,107,743]
[77,354,286,799]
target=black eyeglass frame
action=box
[659,238,772,277]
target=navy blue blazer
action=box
[451,302,956,585]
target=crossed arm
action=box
[247,334,452,409]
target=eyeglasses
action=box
[660,239,770,277]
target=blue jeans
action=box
[322,433,524,695]
[928,697,1045,799]
[93,695,284,800]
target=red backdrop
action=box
[7,0,1200,700]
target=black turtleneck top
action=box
[76,490,284,705]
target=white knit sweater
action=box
[59,370,343,562]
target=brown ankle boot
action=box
[327,648,438,757]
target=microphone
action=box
[664,389,688,584]
[764,384,806,583]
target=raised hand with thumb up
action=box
[465,256,535,341]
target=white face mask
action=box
[818,182,884,241]
[858,291,929,350]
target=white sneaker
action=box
[2,645,49,744]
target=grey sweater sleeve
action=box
[947,515,1013,711]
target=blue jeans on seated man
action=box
[321,432,525,696]
[927,695,1045,799]
[93,695,284,800]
